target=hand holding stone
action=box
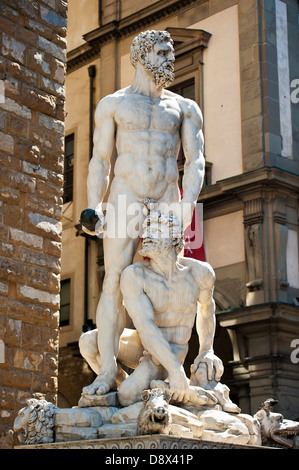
[191,351,224,383]
[80,206,105,237]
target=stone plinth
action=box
[15,435,274,449]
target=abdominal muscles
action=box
[115,153,178,199]
[115,129,180,199]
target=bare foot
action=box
[82,372,117,396]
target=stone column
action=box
[242,179,298,306]
[243,194,265,306]
[238,0,265,172]
[243,190,290,306]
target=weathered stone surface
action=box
[78,391,119,408]
[196,409,251,445]
[169,423,193,438]
[0,130,14,155]
[169,405,204,438]
[54,407,103,428]
[92,406,119,424]
[111,402,142,423]
[55,426,98,442]
[97,422,137,439]
[236,413,262,446]
[13,395,290,449]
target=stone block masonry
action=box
[0,0,67,449]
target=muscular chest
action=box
[115,96,182,134]
[144,272,198,313]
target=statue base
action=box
[13,391,299,449]
[15,435,273,450]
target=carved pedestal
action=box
[14,435,270,450]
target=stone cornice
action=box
[167,27,212,58]
[218,302,299,329]
[67,0,207,73]
[67,43,100,73]
[199,166,299,218]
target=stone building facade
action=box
[61,0,299,419]
[0,0,298,450]
[0,0,67,449]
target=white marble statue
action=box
[80,30,205,396]
[80,208,223,408]
[12,30,299,449]
[118,209,223,406]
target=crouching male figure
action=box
[117,210,223,406]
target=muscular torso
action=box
[140,261,199,346]
[121,257,214,367]
[113,88,183,200]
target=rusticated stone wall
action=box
[0,0,67,448]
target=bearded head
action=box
[130,30,175,88]
[139,209,184,259]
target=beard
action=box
[144,61,175,88]
[139,244,161,258]
[139,238,173,259]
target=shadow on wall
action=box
[58,343,96,408]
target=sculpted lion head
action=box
[13,398,56,445]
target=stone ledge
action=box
[15,435,275,449]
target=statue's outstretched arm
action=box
[193,264,224,382]
[179,99,205,229]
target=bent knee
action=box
[79,330,98,358]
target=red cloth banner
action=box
[180,189,206,261]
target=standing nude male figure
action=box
[80,30,205,396]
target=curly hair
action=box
[14,398,56,445]
[142,209,185,255]
[130,30,173,68]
